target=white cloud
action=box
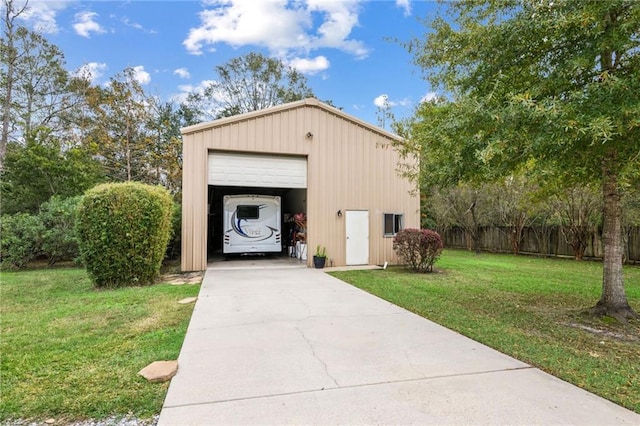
[73,11,106,38]
[374,93,411,109]
[121,16,157,34]
[122,17,143,30]
[396,0,411,17]
[172,79,231,120]
[307,0,367,57]
[177,80,215,95]
[183,0,368,61]
[132,65,151,85]
[173,67,191,79]
[11,0,70,34]
[374,94,389,108]
[287,56,330,75]
[184,0,308,55]
[176,80,215,96]
[421,92,438,103]
[171,79,217,103]
[74,62,108,84]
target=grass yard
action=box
[0,267,200,423]
[331,250,640,414]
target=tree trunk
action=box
[469,200,481,254]
[1,0,19,172]
[569,228,587,260]
[511,215,526,255]
[126,112,132,181]
[591,153,637,321]
[472,229,481,254]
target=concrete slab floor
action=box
[159,267,640,425]
[208,253,307,270]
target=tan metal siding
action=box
[181,131,209,272]
[181,100,419,271]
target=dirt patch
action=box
[563,320,640,343]
[129,313,162,334]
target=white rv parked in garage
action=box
[223,195,282,254]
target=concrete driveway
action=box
[159,262,640,425]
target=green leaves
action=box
[0,212,44,269]
[185,52,315,121]
[0,129,104,214]
[76,182,174,288]
[401,0,640,189]
[401,0,639,314]
[1,21,80,151]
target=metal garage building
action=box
[180,98,419,271]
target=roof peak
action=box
[181,98,401,141]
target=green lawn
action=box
[0,267,200,422]
[331,250,640,414]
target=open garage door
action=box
[207,152,307,260]
[209,152,307,188]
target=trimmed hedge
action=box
[393,228,444,273]
[76,182,173,288]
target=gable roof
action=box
[180,97,402,141]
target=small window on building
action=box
[383,213,403,236]
[237,205,259,220]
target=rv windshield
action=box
[237,205,259,220]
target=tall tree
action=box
[490,175,539,255]
[443,183,491,253]
[396,1,639,319]
[0,0,27,171]
[85,67,155,183]
[10,28,73,138]
[1,0,85,170]
[186,52,315,121]
[146,101,185,194]
[83,68,187,192]
[550,185,602,261]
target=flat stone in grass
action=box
[178,297,198,305]
[161,272,204,285]
[138,360,178,382]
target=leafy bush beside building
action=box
[393,228,444,273]
[76,182,173,288]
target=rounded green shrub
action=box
[76,182,173,288]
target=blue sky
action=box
[15,0,443,126]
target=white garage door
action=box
[208,152,307,188]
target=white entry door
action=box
[346,210,369,265]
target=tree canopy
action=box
[186,52,315,121]
[396,0,640,319]
[0,129,104,214]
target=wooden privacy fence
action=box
[443,226,640,263]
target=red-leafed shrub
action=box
[393,228,444,273]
